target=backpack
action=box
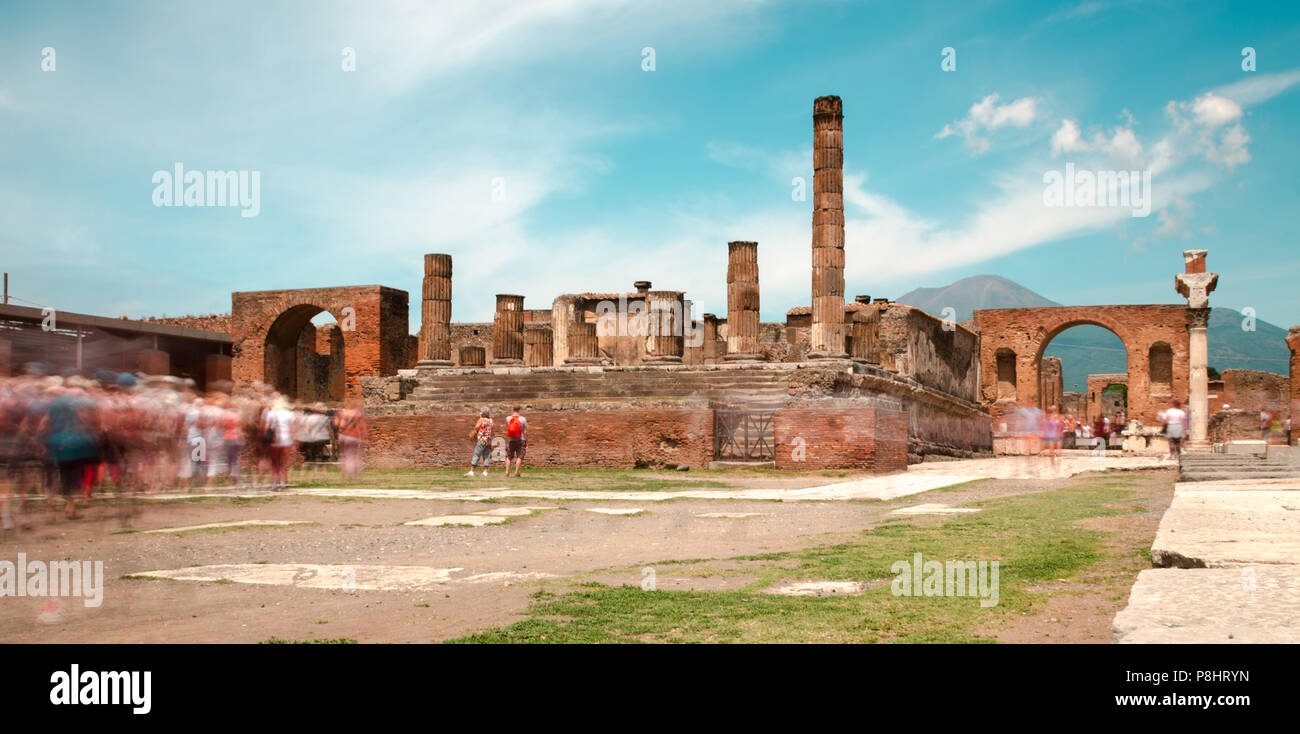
[507,415,523,438]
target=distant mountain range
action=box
[894,274,1290,391]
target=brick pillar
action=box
[724,240,760,361]
[0,336,10,378]
[643,290,684,363]
[490,294,524,365]
[135,349,169,376]
[524,324,553,367]
[1289,327,1300,445]
[809,95,847,359]
[565,321,600,365]
[418,253,453,366]
[459,345,486,367]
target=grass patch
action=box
[292,467,745,493]
[450,473,1158,644]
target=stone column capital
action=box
[1186,307,1211,329]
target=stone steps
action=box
[1179,452,1300,482]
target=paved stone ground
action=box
[0,455,1170,643]
[1114,470,1300,643]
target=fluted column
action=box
[417,253,453,366]
[809,95,847,359]
[458,345,485,367]
[724,241,760,361]
[643,290,684,363]
[524,324,553,367]
[490,294,524,365]
[565,321,600,365]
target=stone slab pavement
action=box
[1116,475,1300,643]
[1113,566,1300,643]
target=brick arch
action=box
[974,305,1190,425]
[231,285,411,400]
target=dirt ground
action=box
[0,468,1174,643]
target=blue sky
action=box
[2,0,1298,329]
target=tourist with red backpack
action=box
[505,406,527,478]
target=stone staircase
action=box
[406,368,791,408]
[1177,449,1300,482]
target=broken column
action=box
[1289,327,1300,446]
[702,314,723,363]
[1175,249,1218,451]
[643,290,684,363]
[565,320,600,365]
[724,240,760,361]
[809,95,847,359]
[459,345,485,367]
[490,294,524,366]
[524,323,553,367]
[417,253,453,366]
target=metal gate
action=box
[714,409,775,461]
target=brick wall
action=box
[1220,369,1288,416]
[366,408,714,469]
[773,404,907,471]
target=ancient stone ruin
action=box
[104,95,1293,472]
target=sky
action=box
[2,0,1298,330]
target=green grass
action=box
[449,474,1159,644]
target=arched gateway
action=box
[231,286,412,401]
[973,305,1191,425]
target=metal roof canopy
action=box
[0,304,231,344]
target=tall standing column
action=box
[1175,249,1218,451]
[643,290,684,363]
[809,95,847,359]
[417,253,453,366]
[490,294,524,365]
[1186,308,1211,447]
[724,241,760,361]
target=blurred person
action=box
[1041,405,1063,471]
[264,397,296,490]
[1161,399,1188,461]
[37,382,99,520]
[467,408,494,477]
[333,401,367,482]
[219,396,245,486]
[298,404,331,465]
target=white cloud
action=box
[936,93,1041,155]
[1213,68,1300,106]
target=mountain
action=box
[894,274,1290,391]
[895,274,1058,322]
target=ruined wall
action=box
[1040,356,1062,411]
[774,403,907,472]
[1085,373,1127,424]
[231,285,408,399]
[1220,369,1289,416]
[876,304,979,403]
[137,313,233,335]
